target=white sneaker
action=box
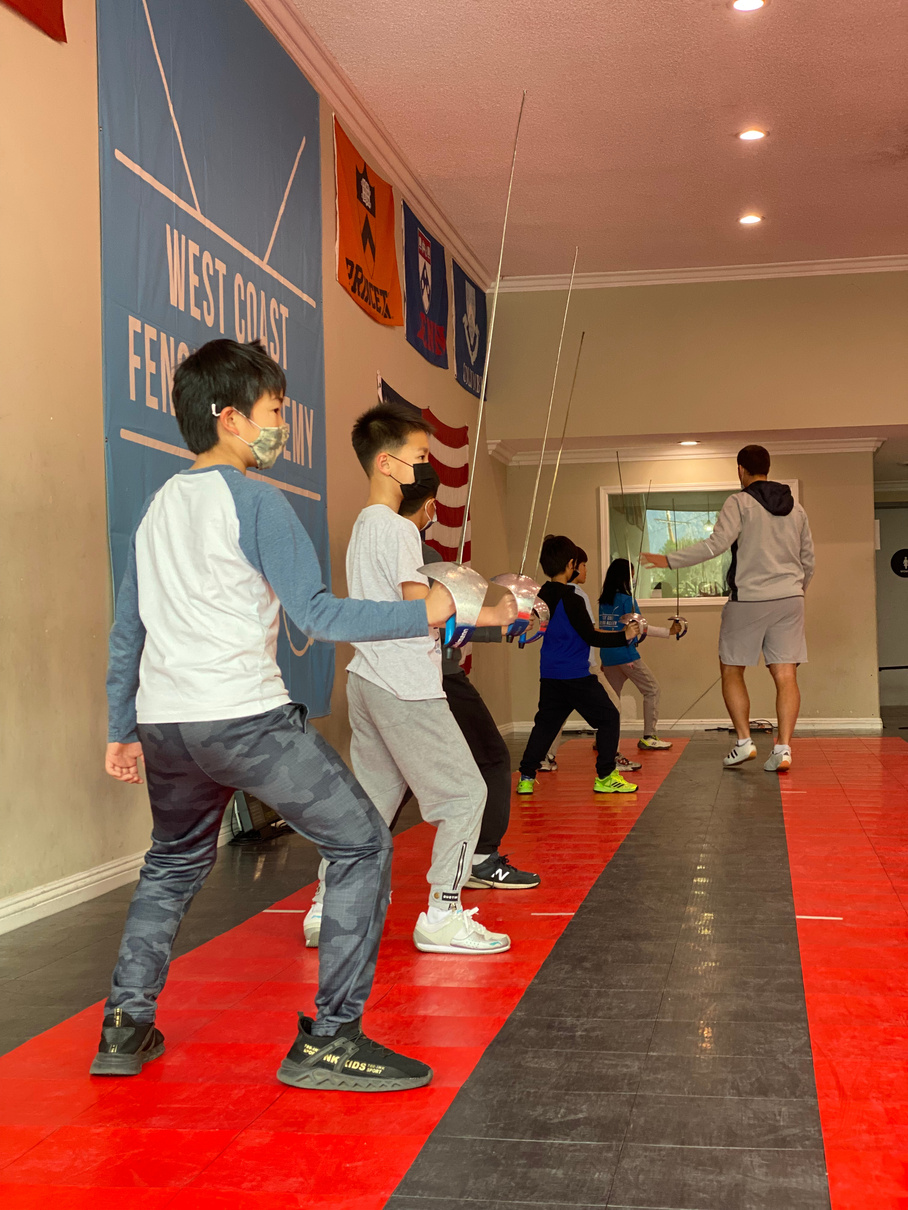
[538,755,558,772]
[723,739,757,767]
[637,735,673,750]
[616,753,642,773]
[303,901,322,948]
[764,746,792,772]
[413,907,511,955]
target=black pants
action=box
[519,675,619,780]
[443,670,512,853]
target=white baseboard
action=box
[501,717,883,737]
[0,814,235,938]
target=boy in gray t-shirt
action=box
[305,403,517,955]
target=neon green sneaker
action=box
[516,778,535,795]
[594,771,638,794]
[638,735,672,750]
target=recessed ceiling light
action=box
[739,213,763,225]
[679,441,700,446]
[733,0,765,10]
[738,128,766,141]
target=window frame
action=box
[597,480,800,608]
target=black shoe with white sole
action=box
[277,1015,433,1092]
[89,1010,165,1076]
[466,852,541,890]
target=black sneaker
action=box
[465,852,541,890]
[89,1009,165,1076]
[277,1015,433,1092]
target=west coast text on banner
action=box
[334,119,403,326]
[403,202,449,369]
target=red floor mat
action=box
[0,739,685,1207]
[781,736,908,1210]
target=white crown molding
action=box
[245,0,492,288]
[489,437,883,467]
[498,255,908,293]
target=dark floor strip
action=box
[390,736,830,1210]
[0,797,423,1055]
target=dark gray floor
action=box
[0,797,423,1055]
[390,735,831,1210]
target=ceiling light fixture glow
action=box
[738,128,766,141]
[679,441,700,446]
[733,0,765,10]
[739,213,763,225]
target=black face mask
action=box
[389,457,441,502]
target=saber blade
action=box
[538,330,586,545]
[519,245,579,576]
[457,90,527,565]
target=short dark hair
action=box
[351,403,434,474]
[540,534,577,578]
[737,444,771,476]
[574,544,588,564]
[172,339,286,455]
[398,488,436,519]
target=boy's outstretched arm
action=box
[556,587,638,648]
[242,488,452,641]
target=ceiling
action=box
[293,0,908,280]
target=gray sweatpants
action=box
[602,659,662,737]
[342,672,486,904]
[104,704,391,1034]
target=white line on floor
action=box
[531,912,576,916]
[796,915,844,920]
[263,909,307,913]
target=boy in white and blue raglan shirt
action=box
[94,339,454,1094]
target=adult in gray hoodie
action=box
[643,445,814,772]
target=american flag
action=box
[378,379,473,671]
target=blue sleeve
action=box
[107,503,153,743]
[228,473,429,643]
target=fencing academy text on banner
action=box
[334,119,403,326]
[452,260,488,398]
[96,0,333,717]
[402,202,449,369]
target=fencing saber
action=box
[615,452,650,643]
[669,496,689,640]
[513,330,586,648]
[666,676,722,731]
[491,248,579,644]
[420,91,527,648]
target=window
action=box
[599,483,739,605]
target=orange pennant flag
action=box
[334,119,403,326]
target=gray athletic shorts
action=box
[718,597,807,667]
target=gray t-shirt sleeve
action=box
[225,472,429,644]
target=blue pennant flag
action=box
[403,202,449,368]
[452,260,488,398]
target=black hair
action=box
[398,488,437,519]
[539,534,578,578]
[172,339,286,455]
[599,557,632,606]
[351,403,434,474]
[737,444,771,477]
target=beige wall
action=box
[490,273,908,442]
[0,0,156,900]
[506,451,879,728]
[312,100,511,760]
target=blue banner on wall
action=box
[96,0,333,717]
[403,202,449,368]
[452,260,488,398]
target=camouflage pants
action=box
[105,704,392,1034]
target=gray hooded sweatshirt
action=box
[666,481,814,602]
